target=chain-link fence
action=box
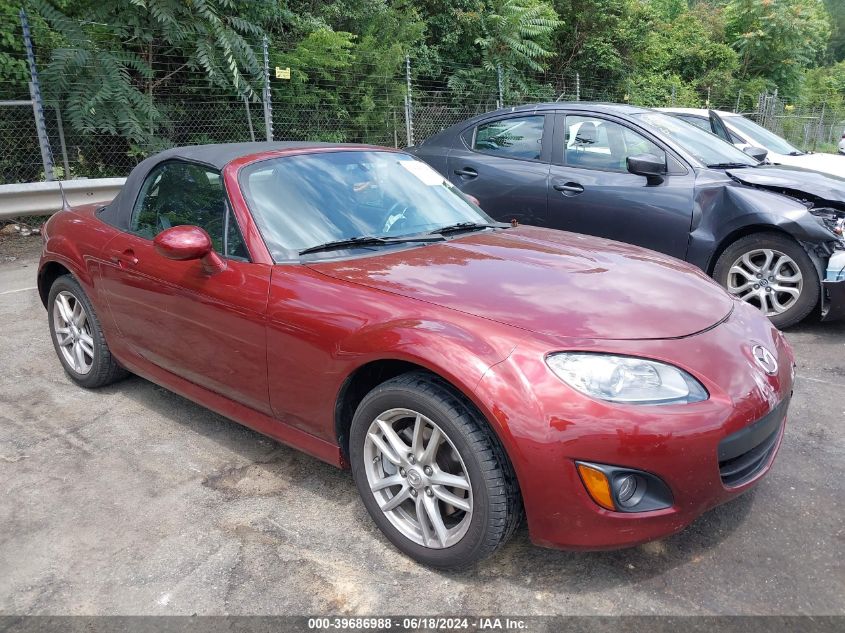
[2,20,844,186]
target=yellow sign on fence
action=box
[275,67,291,80]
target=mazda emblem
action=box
[752,344,778,375]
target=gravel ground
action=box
[0,235,843,616]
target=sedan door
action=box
[546,112,696,259]
[446,113,552,226]
[99,160,272,414]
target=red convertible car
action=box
[39,142,794,568]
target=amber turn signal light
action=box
[577,462,616,511]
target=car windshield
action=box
[239,150,495,260]
[724,115,803,155]
[634,111,759,168]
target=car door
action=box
[546,112,696,259]
[446,113,552,226]
[674,113,750,150]
[99,160,272,414]
[708,110,734,144]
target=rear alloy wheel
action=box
[350,372,521,569]
[714,233,819,329]
[48,275,128,388]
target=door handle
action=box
[454,167,478,178]
[110,248,139,267]
[554,182,584,195]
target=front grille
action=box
[718,398,788,488]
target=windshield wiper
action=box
[707,162,752,169]
[788,151,805,156]
[424,221,509,236]
[299,234,444,256]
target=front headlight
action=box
[546,352,708,405]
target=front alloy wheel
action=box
[350,372,521,569]
[714,233,819,329]
[363,408,473,549]
[726,248,802,317]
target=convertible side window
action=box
[472,115,544,160]
[564,116,666,172]
[131,161,249,260]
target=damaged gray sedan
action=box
[408,104,845,328]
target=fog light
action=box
[616,474,637,503]
[575,461,673,513]
[615,473,647,508]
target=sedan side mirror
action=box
[743,146,768,162]
[627,153,666,185]
[154,225,226,274]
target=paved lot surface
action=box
[1,236,843,616]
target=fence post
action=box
[705,85,711,108]
[262,36,273,142]
[20,9,54,181]
[670,84,675,106]
[497,64,504,108]
[734,90,742,113]
[53,105,70,176]
[813,102,825,153]
[575,72,580,102]
[243,95,256,142]
[404,55,414,147]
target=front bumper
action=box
[821,278,845,321]
[473,300,794,550]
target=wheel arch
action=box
[333,358,521,497]
[37,260,73,308]
[706,224,801,275]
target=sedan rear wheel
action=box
[350,372,521,569]
[714,233,819,329]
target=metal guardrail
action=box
[0,178,125,219]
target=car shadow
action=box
[111,373,756,593]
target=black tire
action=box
[47,274,128,388]
[349,371,521,569]
[713,232,819,329]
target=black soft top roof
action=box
[98,141,385,230]
[146,141,361,170]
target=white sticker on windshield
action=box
[398,160,446,186]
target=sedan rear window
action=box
[472,116,544,160]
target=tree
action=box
[30,0,277,142]
[824,0,845,62]
[725,0,832,94]
[466,0,561,72]
[447,0,561,102]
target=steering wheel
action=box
[381,201,410,234]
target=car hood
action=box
[307,226,734,341]
[766,152,845,179]
[727,164,845,202]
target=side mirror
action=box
[744,146,768,162]
[154,225,226,274]
[627,153,666,185]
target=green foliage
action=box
[823,0,845,62]
[2,0,844,182]
[445,0,561,103]
[725,0,833,94]
[461,0,562,72]
[30,0,276,142]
